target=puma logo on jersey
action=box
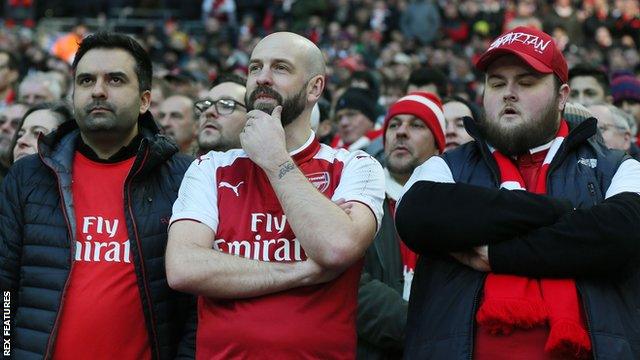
[219,181,244,196]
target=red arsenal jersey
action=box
[54,153,151,360]
[171,133,385,359]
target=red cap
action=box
[475,26,568,83]
[383,91,446,153]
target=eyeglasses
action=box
[598,124,629,133]
[194,98,246,116]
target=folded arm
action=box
[490,192,640,277]
[395,180,573,254]
[166,220,336,298]
[263,154,383,271]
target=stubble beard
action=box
[386,151,421,179]
[197,131,237,153]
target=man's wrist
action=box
[265,155,296,179]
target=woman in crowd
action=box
[442,95,481,151]
[12,101,72,162]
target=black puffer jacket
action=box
[396,118,640,359]
[0,113,195,359]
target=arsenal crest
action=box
[306,172,330,193]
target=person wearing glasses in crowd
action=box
[194,73,247,154]
[588,102,637,154]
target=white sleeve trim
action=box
[397,156,454,206]
[605,159,640,198]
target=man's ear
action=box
[558,83,570,112]
[139,90,151,114]
[307,75,325,103]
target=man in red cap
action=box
[357,91,445,358]
[396,26,640,359]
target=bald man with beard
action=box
[166,32,385,359]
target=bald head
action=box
[246,32,326,127]
[255,32,326,80]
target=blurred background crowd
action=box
[1,0,640,167]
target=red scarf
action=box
[477,120,591,359]
[330,128,383,150]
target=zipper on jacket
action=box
[576,283,597,360]
[587,182,598,206]
[41,157,77,360]
[125,147,161,360]
[468,273,487,360]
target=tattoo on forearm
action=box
[278,160,295,179]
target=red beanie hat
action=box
[383,91,446,153]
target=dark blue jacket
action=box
[396,118,640,359]
[0,113,195,359]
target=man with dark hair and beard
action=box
[395,26,640,359]
[0,32,194,358]
[357,91,445,359]
[166,32,385,359]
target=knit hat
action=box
[563,102,593,124]
[335,88,377,123]
[611,75,640,105]
[476,26,568,83]
[383,91,446,152]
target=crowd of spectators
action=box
[1,0,640,169]
[2,2,640,358]
[1,0,639,108]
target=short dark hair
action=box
[407,67,449,97]
[9,101,73,164]
[72,32,152,92]
[211,73,246,88]
[443,95,482,122]
[568,63,610,96]
[0,49,19,72]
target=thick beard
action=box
[247,84,307,127]
[478,99,560,156]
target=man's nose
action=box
[255,68,274,86]
[91,78,107,99]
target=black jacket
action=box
[395,117,640,359]
[0,113,196,359]
[357,198,407,360]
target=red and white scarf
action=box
[477,120,592,359]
